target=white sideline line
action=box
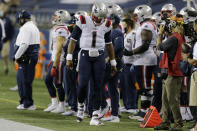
[0,119,54,131]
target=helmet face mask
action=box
[133,5,152,23]
[52,10,71,25]
[91,14,104,25]
[161,3,176,18]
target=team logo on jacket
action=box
[127,38,131,43]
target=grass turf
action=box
[0,60,192,131]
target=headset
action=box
[17,10,31,26]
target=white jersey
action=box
[76,15,112,50]
[123,30,137,64]
[51,25,70,62]
[133,22,158,66]
[15,21,40,46]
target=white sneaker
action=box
[98,104,110,118]
[44,103,58,112]
[10,85,18,91]
[51,102,65,113]
[90,111,104,126]
[186,107,194,121]
[16,104,24,110]
[62,110,77,116]
[180,107,186,121]
[126,109,138,114]
[101,115,120,122]
[76,103,84,122]
[128,111,146,120]
[26,105,36,110]
[17,105,36,110]
[137,117,144,122]
[90,117,104,126]
[119,107,127,113]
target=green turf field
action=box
[0,60,192,131]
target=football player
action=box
[124,5,157,121]
[62,11,87,116]
[119,16,138,115]
[44,10,70,113]
[66,2,117,125]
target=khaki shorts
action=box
[1,41,10,57]
[189,71,197,106]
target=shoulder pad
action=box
[105,19,111,28]
[141,22,156,30]
[55,27,69,34]
[80,15,86,24]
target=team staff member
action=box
[14,10,40,110]
[100,14,124,122]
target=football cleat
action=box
[62,110,77,116]
[51,102,65,113]
[101,115,120,123]
[44,103,58,112]
[76,103,84,122]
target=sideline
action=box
[0,119,54,131]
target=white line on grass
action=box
[0,118,54,131]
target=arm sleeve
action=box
[70,25,82,41]
[20,28,31,44]
[114,36,124,53]
[132,40,150,54]
[15,43,29,59]
[104,30,112,44]
[3,18,15,42]
[158,36,178,51]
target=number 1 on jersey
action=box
[92,31,97,48]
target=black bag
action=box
[178,60,192,76]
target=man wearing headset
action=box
[14,10,40,110]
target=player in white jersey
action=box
[66,2,117,125]
[44,10,70,113]
[119,17,138,114]
[124,5,157,121]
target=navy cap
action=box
[17,10,31,20]
[109,14,120,24]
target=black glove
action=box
[123,48,133,56]
[16,55,30,64]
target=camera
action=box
[161,13,171,33]
[183,19,197,42]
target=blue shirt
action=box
[111,27,124,60]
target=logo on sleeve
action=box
[127,38,131,43]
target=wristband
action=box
[66,54,73,60]
[110,59,117,66]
